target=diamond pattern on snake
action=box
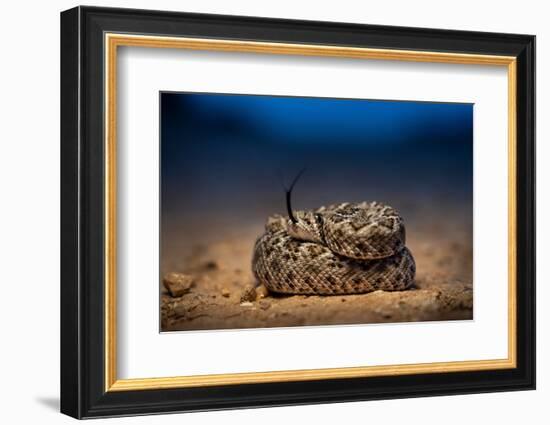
[252,174,416,295]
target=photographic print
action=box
[160,92,473,332]
[61,8,535,417]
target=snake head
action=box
[287,211,322,244]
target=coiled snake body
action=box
[252,202,416,295]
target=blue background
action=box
[161,92,473,225]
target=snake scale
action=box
[252,200,416,295]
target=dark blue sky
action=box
[161,92,472,148]
[160,92,473,219]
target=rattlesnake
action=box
[252,192,416,295]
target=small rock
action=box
[163,272,194,297]
[221,288,230,298]
[256,284,269,299]
[240,301,253,307]
[240,285,257,303]
[259,300,271,310]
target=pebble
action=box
[259,300,271,310]
[240,285,257,303]
[256,284,269,299]
[221,288,230,298]
[240,302,253,307]
[163,272,194,297]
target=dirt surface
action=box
[161,202,473,331]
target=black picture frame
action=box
[61,5,535,419]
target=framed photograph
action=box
[60,6,535,419]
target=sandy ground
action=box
[160,201,473,331]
